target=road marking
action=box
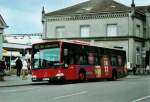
[132,95,150,102]
[53,90,88,100]
[0,87,40,93]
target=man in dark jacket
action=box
[0,59,6,81]
[16,57,23,77]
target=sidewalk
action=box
[126,74,150,79]
[0,75,32,87]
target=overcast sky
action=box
[0,0,149,34]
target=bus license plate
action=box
[43,78,49,81]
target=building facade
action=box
[42,0,150,69]
[0,14,8,60]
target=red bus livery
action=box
[31,40,127,82]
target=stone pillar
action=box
[146,12,150,38]
[128,38,134,65]
[128,13,135,36]
[0,29,3,60]
[145,12,150,69]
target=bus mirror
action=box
[64,49,68,56]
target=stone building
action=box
[0,14,8,60]
[42,0,150,69]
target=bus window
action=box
[68,50,75,64]
[118,55,122,66]
[111,56,118,66]
[33,48,60,68]
[64,49,68,56]
[88,53,94,65]
[94,54,99,65]
[63,48,75,66]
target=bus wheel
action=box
[112,71,117,81]
[79,72,86,81]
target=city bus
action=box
[31,40,127,82]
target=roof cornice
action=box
[43,36,147,42]
[46,12,129,22]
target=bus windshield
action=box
[32,46,60,69]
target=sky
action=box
[0,0,150,34]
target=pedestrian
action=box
[133,65,136,75]
[22,58,28,80]
[15,57,23,77]
[27,59,31,74]
[146,65,150,75]
[0,59,6,81]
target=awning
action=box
[3,49,7,53]
[3,51,22,57]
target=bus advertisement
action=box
[31,40,127,83]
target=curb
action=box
[0,83,32,88]
[126,75,150,79]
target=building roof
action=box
[45,0,131,16]
[136,5,150,13]
[3,43,31,51]
[0,14,8,28]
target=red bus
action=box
[31,40,127,82]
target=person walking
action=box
[146,65,150,75]
[27,59,31,74]
[15,57,23,77]
[22,58,28,80]
[133,65,137,75]
[0,59,6,81]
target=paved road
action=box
[0,76,150,102]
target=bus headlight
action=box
[32,75,37,78]
[55,73,64,77]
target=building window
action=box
[143,27,146,38]
[107,24,117,36]
[80,25,90,37]
[56,26,65,38]
[111,56,118,66]
[136,25,140,37]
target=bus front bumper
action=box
[32,75,65,82]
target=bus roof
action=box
[32,40,125,52]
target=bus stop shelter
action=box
[2,43,31,71]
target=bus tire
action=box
[112,70,117,81]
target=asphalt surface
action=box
[0,75,150,102]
